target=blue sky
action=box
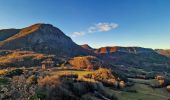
[0,0,170,49]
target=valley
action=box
[0,23,170,100]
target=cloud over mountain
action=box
[88,22,118,33]
[71,22,118,37]
[72,32,85,37]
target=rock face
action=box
[156,49,170,56]
[81,45,155,54]
[94,46,154,54]
[0,24,92,57]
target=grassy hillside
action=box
[107,78,170,100]
[0,50,46,68]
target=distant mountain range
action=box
[0,23,169,73]
[156,49,170,56]
[81,44,170,71]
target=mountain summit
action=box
[0,23,91,57]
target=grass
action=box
[82,93,101,100]
[50,69,170,99]
[50,69,93,76]
[106,78,170,100]
[128,78,159,85]
[50,69,170,100]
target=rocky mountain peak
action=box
[0,23,93,57]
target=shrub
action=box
[84,68,121,87]
[48,86,79,100]
[119,81,126,88]
[0,69,8,75]
[167,85,170,92]
[38,75,61,88]
[92,68,115,80]
[158,79,165,85]
[38,74,80,100]
[36,91,47,100]
[0,77,10,84]
[8,75,37,99]
[26,75,37,84]
[5,69,23,77]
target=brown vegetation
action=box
[67,56,103,70]
[84,68,125,88]
[0,50,46,68]
[167,85,170,92]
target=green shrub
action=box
[5,69,23,77]
[0,77,10,84]
[29,95,38,100]
[36,92,47,100]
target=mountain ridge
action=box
[81,44,155,54]
[0,23,93,57]
[0,23,170,71]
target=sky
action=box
[0,0,170,49]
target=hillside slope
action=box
[0,24,93,57]
[0,29,20,41]
[81,45,170,72]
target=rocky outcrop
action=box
[94,46,154,54]
[156,49,170,56]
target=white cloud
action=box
[72,32,85,37]
[71,22,118,37]
[88,23,118,33]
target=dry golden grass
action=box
[38,75,61,88]
[0,69,8,75]
[68,56,102,69]
[4,24,41,42]
[91,68,115,80]
[0,50,45,64]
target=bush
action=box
[92,68,115,80]
[5,69,23,77]
[71,82,90,96]
[26,75,37,84]
[84,68,121,87]
[48,86,79,100]
[0,77,10,84]
[0,69,8,75]
[167,85,170,92]
[119,81,126,88]
[36,92,47,100]
[38,75,61,88]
